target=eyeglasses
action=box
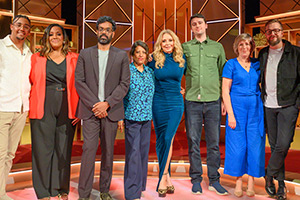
[13,23,31,31]
[98,27,113,33]
[265,28,282,35]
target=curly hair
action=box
[39,24,70,57]
[153,29,185,69]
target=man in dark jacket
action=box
[259,19,300,200]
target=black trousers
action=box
[264,105,299,181]
[31,85,75,199]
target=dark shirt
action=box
[46,58,66,86]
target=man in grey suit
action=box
[75,16,130,200]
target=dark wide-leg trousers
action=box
[124,120,151,200]
[78,116,118,198]
[31,85,75,199]
[264,105,299,181]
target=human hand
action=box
[148,54,153,62]
[118,120,124,133]
[71,117,81,125]
[92,102,109,118]
[221,101,227,116]
[95,110,108,119]
[180,86,185,95]
[228,114,236,129]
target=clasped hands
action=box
[92,101,110,119]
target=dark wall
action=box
[61,0,77,25]
[245,0,260,35]
[0,0,12,38]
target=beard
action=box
[268,37,281,46]
[98,34,112,45]
[16,36,25,40]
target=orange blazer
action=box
[29,52,79,119]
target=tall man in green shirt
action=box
[182,13,228,195]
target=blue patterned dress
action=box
[148,52,186,190]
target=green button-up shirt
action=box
[182,37,226,102]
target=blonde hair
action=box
[153,29,185,69]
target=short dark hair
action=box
[96,16,116,31]
[189,13,206,26]
[130,40,149,58]
[12,14,31,25]
[265,19,283,30]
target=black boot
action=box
[276,181,287,200]
[264,175,276,196]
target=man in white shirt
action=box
[0,15,32,200]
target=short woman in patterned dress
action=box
[118,40,155,200]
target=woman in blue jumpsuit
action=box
[148,29,186,197]
[222,33,265,198]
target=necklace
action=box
[237,57,250,71]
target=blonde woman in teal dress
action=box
[148,29,186,198]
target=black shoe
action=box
[264,175,276,196]
[276,181,287,200]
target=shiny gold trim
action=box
[217,20,239,42]
[255,10,300,22]
[112,25,133,45]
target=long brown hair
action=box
[39,24,70,57]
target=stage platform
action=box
[6,162,300,200]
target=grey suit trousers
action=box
[78,116,118,198]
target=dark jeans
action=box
[185,99,221,184]
[264,105,299,181]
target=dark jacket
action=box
[259,39,300,107]
[75,45,130,121]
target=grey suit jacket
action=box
[75,45,130,121]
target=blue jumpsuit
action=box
[223,58,265,178]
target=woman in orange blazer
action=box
[29,24,79,200]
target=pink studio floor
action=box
[7,177,276,200]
